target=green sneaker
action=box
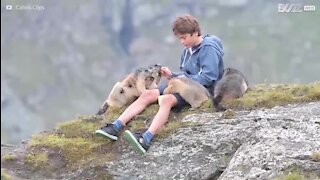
[123,130,150,155]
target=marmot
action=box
[148,64,162,85]
[135,64,162,92]
[212,67,249,111]
[96,81,140,115]
[163,77,210,109]
[96,64,162,115]
[134,68,155,94]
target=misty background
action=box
[1,0,319,144]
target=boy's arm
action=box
[186,46,220,87]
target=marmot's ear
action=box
[126,77,137,87]
[135,68,143,75]
[154,64,162,67]
[222,68,230,76]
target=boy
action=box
[95,14,224,154]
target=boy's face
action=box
[176,32,199,48]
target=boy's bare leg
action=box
[122,94,177,154]
[147,94,178,135]
[118,89,160,125]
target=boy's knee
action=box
[159,95,177,107]
[139,89,159,104]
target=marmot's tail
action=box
[97,103,109,115]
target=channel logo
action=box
[6,5,13,10]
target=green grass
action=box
[56,118,103,138]
[24,123,107,172]
[227,82,320,110]
[2,153,17,162]
[1,170,11,180]
[25,152,48,170]
[275,164,320,180]
[282,172,304,180]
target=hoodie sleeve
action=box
[171,71,187,78]
[187,45,220,87]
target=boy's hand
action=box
[160,67,172,78]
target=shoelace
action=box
[101,123,113,129]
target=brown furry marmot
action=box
[163,77,210,109]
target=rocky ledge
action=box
[2,102,320,180]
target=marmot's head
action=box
[97,80,140,115]
[149,64,162,80]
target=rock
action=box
[2,102,320,179]
[104,102,320,179]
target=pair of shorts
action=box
[158,84,189,112]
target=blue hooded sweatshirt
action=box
[172,35,224,89]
